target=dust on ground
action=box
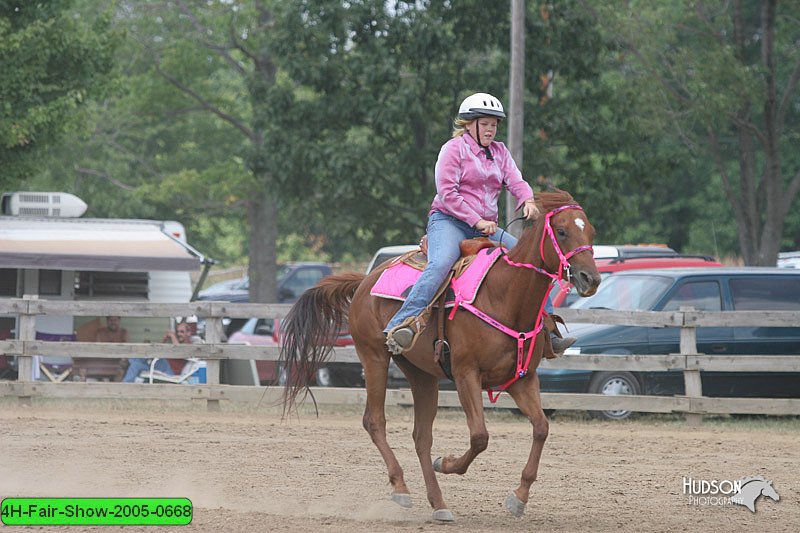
[0,399,797,532]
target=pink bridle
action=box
[503,203,594,292]
[454,204,593,402]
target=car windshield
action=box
[570,274,673,311]
[561,272,614,307]
[276,265,292,283]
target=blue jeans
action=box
[385,211,554,332]
[123,358,174,382]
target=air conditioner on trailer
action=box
[1,191,88,218]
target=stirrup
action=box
[385,313,428,355]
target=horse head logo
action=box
[730,476,780,513]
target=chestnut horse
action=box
[279,190,600,521]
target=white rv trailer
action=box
[0,192,208,372]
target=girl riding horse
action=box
[383,92,575,356]
[280,188,601,521]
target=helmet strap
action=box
[473,119,493,160]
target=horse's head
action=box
[536,190,601,297]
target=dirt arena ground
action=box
[0,399,797,532]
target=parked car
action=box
[552,254,723,307]
[591,243,677,259]
[366,245,418,273]
[198,262,333,336]
[777,251,800,269]
[198,262,333,303]
[538,267,800,420]
[227,317,360,387]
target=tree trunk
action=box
[729,0,786,265]
[247,190,278,303]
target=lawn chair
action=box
[35,332,76,383]
[140,358,207,385]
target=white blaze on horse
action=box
[279,189,601,521]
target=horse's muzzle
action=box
[572,268,601,297]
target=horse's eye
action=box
[557,228,567,238]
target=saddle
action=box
[397,237,496,274]
[376,237,562,361]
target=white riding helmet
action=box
[457,92,506,120]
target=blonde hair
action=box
[451,117,472,138]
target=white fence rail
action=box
[1,298,799,422]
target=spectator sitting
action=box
[87,315,128,382]
[95,315,129,344]
[163,321,203,374]
[121,322,196,383]
[163,322,203,346]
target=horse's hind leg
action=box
[392,356,453,521]
[504,373,550,517]
[434,372,489,476]
[360,349,411,506]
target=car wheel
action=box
[587,371,641,421]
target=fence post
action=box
[203,316,223,412]
[17,295,37,406]
[680,306,703,426]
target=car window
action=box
[570,274,673,311]
[254,319,274,336]
[661,281,722,311]
[370,253,402,272]
[730,277,800,310]
[561,272,614,307]
[282,268,325,297]
[240,318,257,334]
[276,265,292,283]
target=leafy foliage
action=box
[5,0,799,277]
[0,0,117,188]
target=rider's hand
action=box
[475,219,497,236]
[523,199,540,221]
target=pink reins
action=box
[452,204,593,402]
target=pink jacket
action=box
[429,134,533,227]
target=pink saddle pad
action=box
[370,247,504,306]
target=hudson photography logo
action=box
[683,475,780,512]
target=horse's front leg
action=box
[504,372,549,517]
[434,371,489,476]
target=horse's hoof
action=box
[505,493,526,517]
[391,492,412,508]
[433,457,443,472]
[432,508,454,522]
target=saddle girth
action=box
[433,290,453,381]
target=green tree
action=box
[591,0,800,265]
[0,0,117,189]
[37,0,676,277]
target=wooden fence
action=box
[1,298,799,424]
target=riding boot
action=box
[551,333,577,355]
[543,313,576,358]
[385,310,430,355]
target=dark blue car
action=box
[538,267,800,420]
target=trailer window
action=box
[75,271,149,299]
[38,269,62,296]
[0,269,17,296]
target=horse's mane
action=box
[535,189,576,213]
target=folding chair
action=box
[140,358,207,385]
[35,332,76,383]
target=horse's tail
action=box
[280,272,365,414]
